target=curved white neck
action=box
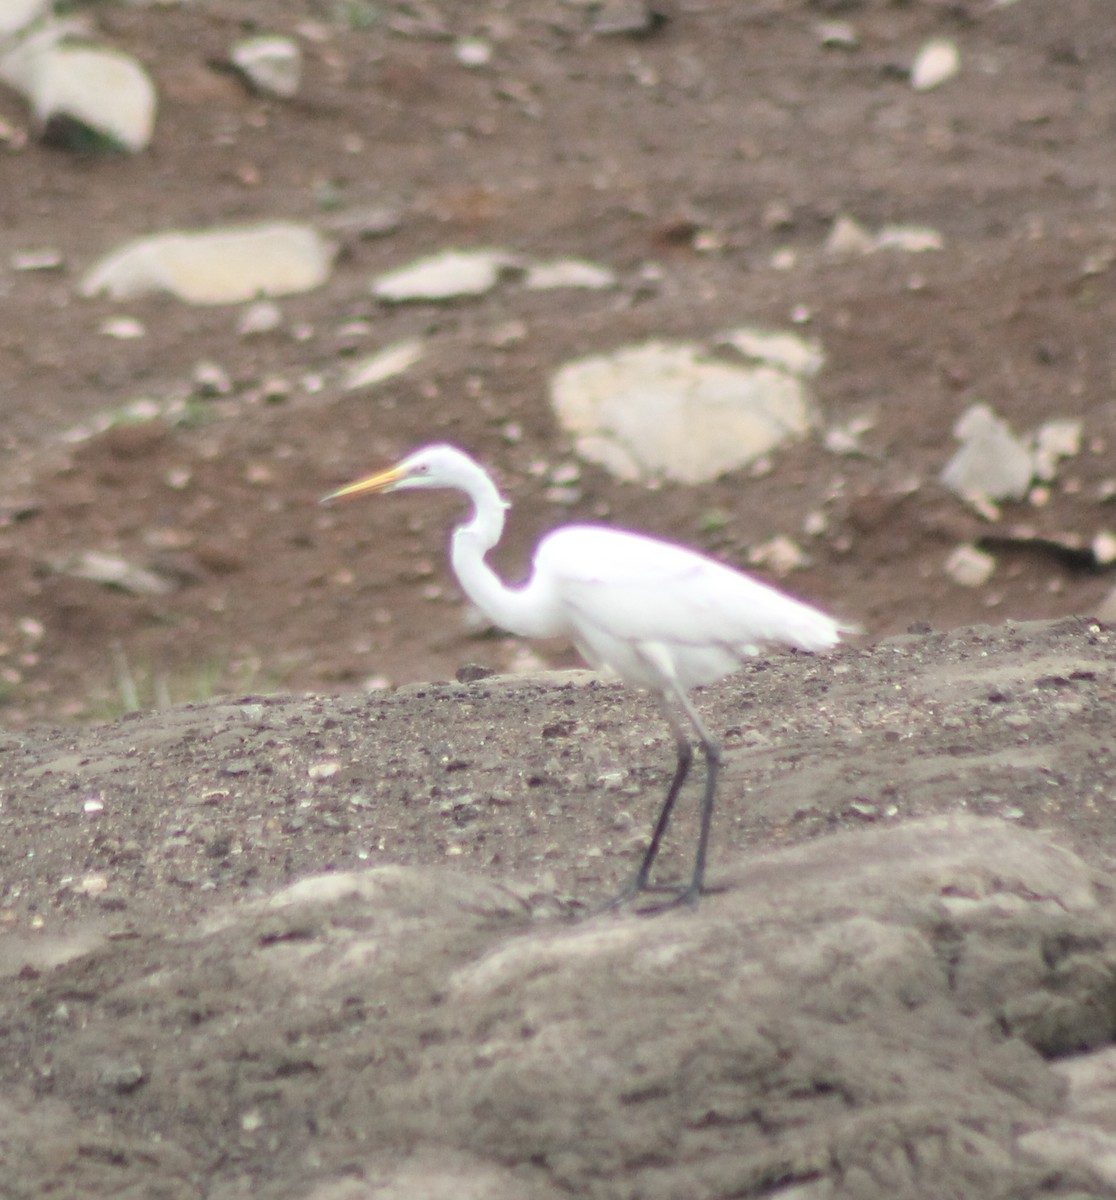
[449,470,559,638]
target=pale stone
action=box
[875,225,944,253]
[99,316,145,340]
[454,38,492,67]
[238,300,283,336]
[719,327,824,377]
[748,536,808,576]
[344,338,425,391]
[1033,418,1083,481]
[80,222,335,305]
[0,0,49,36]
[827,215,943,256]
[823,415,875,457]
[11,247,62,271]
[911,38,960,92]
[372,249,515,302]
[0,36,157,151]
[941,404,1034,503]
[231,35,302,98]
[945,544,996,588]
[550,340,816,484]
[825,214,876,256]
[817,21,858,49]
[1092,532,1116,566]
[522,259,617,291]
[56,550,174,596]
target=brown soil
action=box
[3,616,1116,1199]
[3,2,1116,1197]
[1,0,1115,722]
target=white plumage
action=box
[531,526,843,690]
[324,444,850,907]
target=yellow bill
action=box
[320,464,405,503]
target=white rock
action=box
[748,536,807,576]
[941,404,1034,503]
[875,225,944,253]
[371,249,515,302]
[230,35,302,98]
[827,215,943,256]
[824,415,875,456]
[17,616,43,643]
[11,247,62,271]
[719,327,825,378]
[945,544,996,588]
[817,21,858,49]
[192,360,232,396]
[770,247,797,271]
[80,222,335,305]
[1092,532,1116,566]
[99,316,145,340]
[1033,418,1083,481]
[344,337,425,390]
[0,35,157,151]
[237,300,283,336]
[803,510,829,537]
[454,37,492,67]
[0,0,49,37]
[57,550,173,596]
[523,259,617,291]
[911,38,960,92]
[825,214,876,257]
[550,340,817,484]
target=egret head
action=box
[322,444,483,502]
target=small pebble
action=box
[238,300,283,336]
[193,360,233,396]
[11,248,63,271]
[945,544,996,588]
[100,316,145,340]
[911,39,960,92]
[454,37,492,67]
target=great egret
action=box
[323,444,850,907]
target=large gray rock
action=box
[79,222,335,305]
[550,338,818,483]
[0,28,157,151]
[3,817,1115,1199]
[941,403,1035,503]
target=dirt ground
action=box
[1,0,1116,722]
[4,1,1116,1197]
[3,617,1116,1199]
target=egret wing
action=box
[536,526,842,666]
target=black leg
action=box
[600,725,692,910]
[603,688,724,912]
[676,734,721,904]
[633,733,692,890]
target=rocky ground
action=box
[3,1,1116,1197]
[4,616,1116,1199]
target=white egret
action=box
[323,444,850,907]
